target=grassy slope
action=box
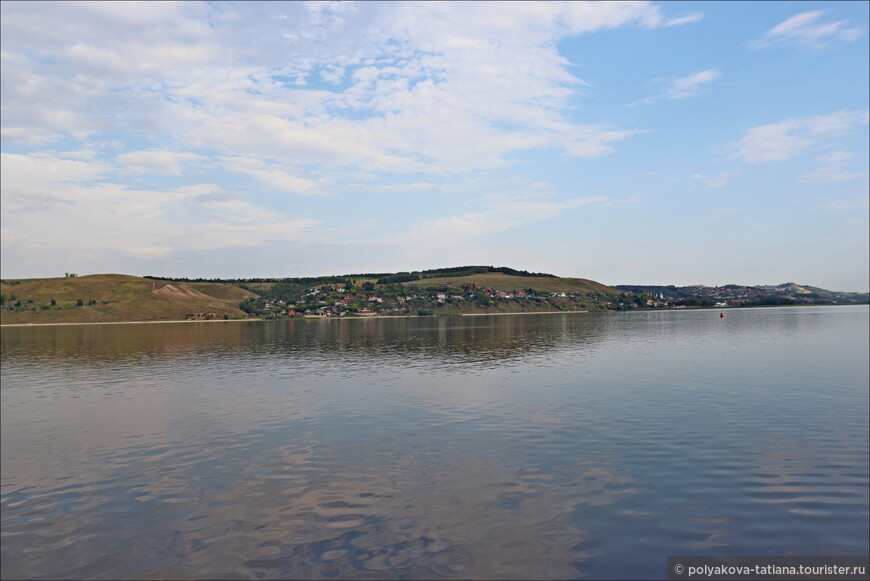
[403,272,619,294]
[0,275,256,324]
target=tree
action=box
[76,298,84,307]
[50,298,57,307]
[362,282,376,292]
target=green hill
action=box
[403,272,618,295]
[0,274,255,325]
[1,267,623,324]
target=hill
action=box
[615,282,868,304]
[0,274,255,325]
[403,272,618,295]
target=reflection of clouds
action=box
[2,307,867,578]
[118,439,632,579]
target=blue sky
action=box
[1,1,868,290]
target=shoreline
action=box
[0,318,263,328]
[7,304,861,327]
[0,310,592,328]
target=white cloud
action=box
[348,182,436,193]
[692,172,731,187]
[630,68,721,106]
[730,110,869,163]
[370,195,610,246]
[828,198,869,211]
[117,150,206,175]
[563,127,650,158]
[802,150,868,182]
[750,10,864,50]
[0,152,110,188]
[2,1,675,177]
[220,156,322,193]
[1,126,63,145]
[0,151,323,268]
[666,68,721,99]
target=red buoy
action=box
[720,312,724,318]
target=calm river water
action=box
[2,306,868,579]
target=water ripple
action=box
[2,307,868,579]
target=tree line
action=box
[144,266,556,288]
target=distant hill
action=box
[142,266,620,301]
[5,268,861,326]
[0,274,255,325]
[403,272,618,295]
[615,283,869,304]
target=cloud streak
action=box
[730,110,869,163]
[629,68,721,106]
[750,10,864,50]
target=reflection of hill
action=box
[0,314,612,370]
[260,314,612,368]
[0,320,257,367]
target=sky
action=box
[1,1,868,290]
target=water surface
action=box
[2,307,868,579]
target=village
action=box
[239,280,586,319]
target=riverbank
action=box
[1,310,595,327]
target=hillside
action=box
[403,272,618,295]
[0,275,255,325]
[615,282,869,304]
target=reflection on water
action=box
[2,307,868,579]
